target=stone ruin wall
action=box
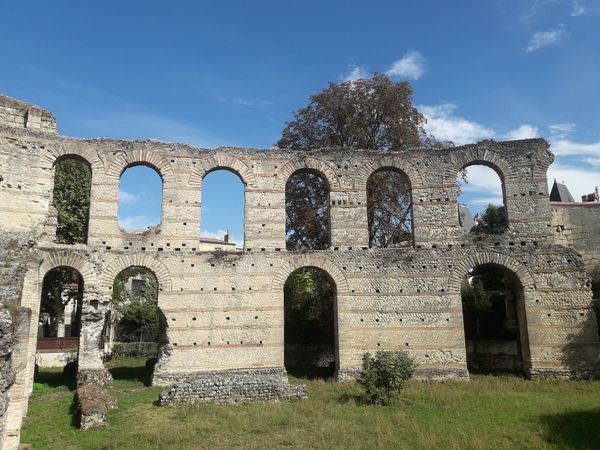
[551,202,600,274]
[0,93,599,446]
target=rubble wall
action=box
[552,202,600,272]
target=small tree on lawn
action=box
[359,350,416,405]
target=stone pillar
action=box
[76,293,112,387]
[1,305,32,450]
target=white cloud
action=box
[505,124,539,140]
[571,2,586,16]
[342,65,369,82]
[582,157,600,166]
[550,139,600,156]
[386,51,426,80]
[119,190,142,205]
[119,215,156,232]
[525,26,568,52]
[232,97,271,107]
[470,197,504,205]
[420,103,494,145]
[459,165,503,193]
[547,162,600,200]
[548,123,576,138]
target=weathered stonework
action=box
[76,384,117,430]
[0,306,15,450]
[157,368,307,405]
[0,94,599,444]
[551,202,600,272]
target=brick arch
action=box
[444,148,514,183]
[272,254,349,294]
[275,158,341,191]
[106,149,175,183]
[448,250,536,294]
[41,141,104,174]
[99,254,172,291]
[189,152,257,188]
[356,156,422,190]
[40,251,98,287]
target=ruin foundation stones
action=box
[1,93,599,447]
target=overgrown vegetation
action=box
[111,267,159,342]
[359,351,416,405]
[22,360,600,449]
[53,157,92,244]
[471,204,508,235]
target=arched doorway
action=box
[35,266,84,376]
[200,169,245,248]
[457,163,507,234]
[283,266,337,379]
[118,164,163,232]
[108,266,161,383]
[460,263,528,374]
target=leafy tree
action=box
[40,267,82,337]
[277,74,429,151]
[471,204,507,235]
[367,170,412,247]
[277,73,446,249]
[286,171,330,250]
[112,267,159,342]
[52,157,92,244]
[359,350,416,405]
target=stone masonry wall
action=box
[0,94,599,433]
[551,202,600,273]
[0,306,15,450]
[0,95,56,134]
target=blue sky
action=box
[2,0,599,240]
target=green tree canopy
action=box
[277,73,446,249]
[472,204,508,235]
[112,267,159,341]
[53,157,92,244]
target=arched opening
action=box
[118,165,163,232]
[108,267,160,366]
[52,156,92,244]
[460,263,528,374]
[35,266,84,381]
[285,170,330,250]
[457,164,507,234]
[200,169,244,249]
[367,168,413,248]
[284,267,337,379]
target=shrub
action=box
[359,350,416,405]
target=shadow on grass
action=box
[286,367,336,381]
[34,369,76,391]
[108,363,152,387]
[542,408,600,449]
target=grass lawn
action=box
[21,359,600,450]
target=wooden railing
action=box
[37,336,105,351]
